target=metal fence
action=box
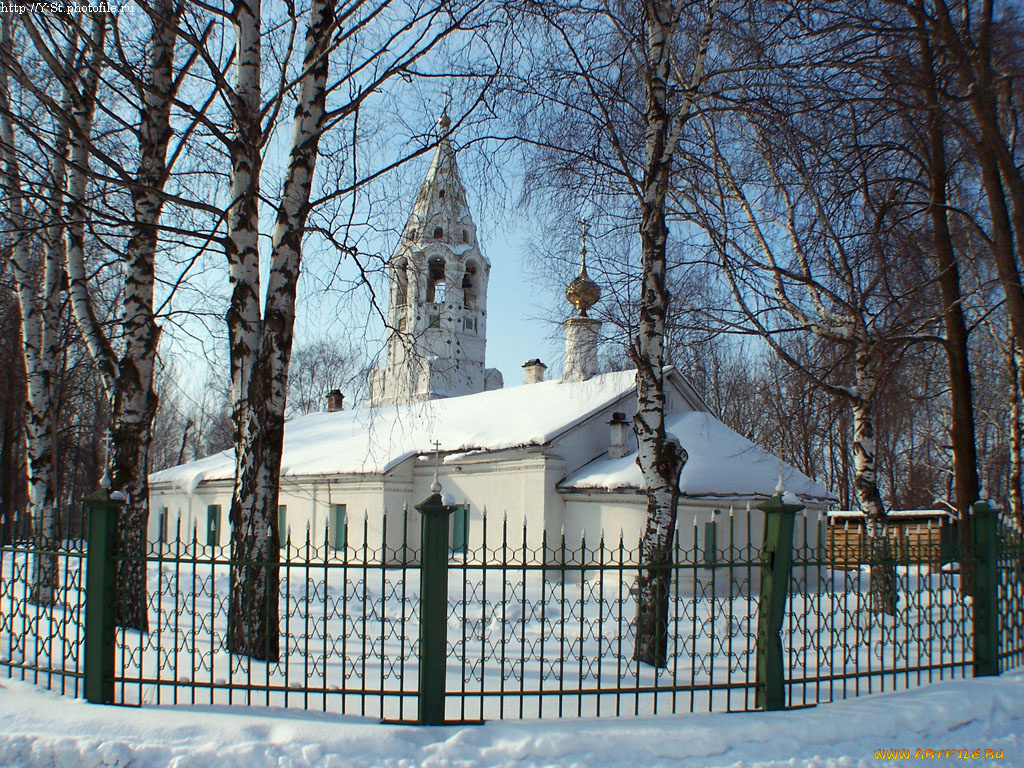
[1,492,1021,723]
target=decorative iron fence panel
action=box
[0,539,88,696]
[0,498,1020,722]
[997,525,1024,671]
[443,514,762,721]
[115,515,421,722]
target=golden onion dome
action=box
[566,272,601,317]
[566,219,600,317]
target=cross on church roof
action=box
[430,439,442,493]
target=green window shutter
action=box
[331,504,347,551]
[451,505,469,556]
[703,519,717,564]
[279,504,288,548]
[206,504,221,547]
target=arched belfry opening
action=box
[433,226,443,240]
[427,257,446,303]
[462,260,479,309]
[393,258,408,308]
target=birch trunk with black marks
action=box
[61,6,180,630]
[850,346,896,616]
[64,13,116,397]
[106,0,181,631]
[629,0,691,669]
[0,19,62,604]
[226,0,334,660]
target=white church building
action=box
[148,113,834,558]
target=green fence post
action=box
[83,487,121,705]
[971,497,999,677]
[416,491,453,725]
[755,490,802,711]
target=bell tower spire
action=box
[369,110,503,407]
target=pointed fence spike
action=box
[729,505,735,517]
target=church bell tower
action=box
[368,111,503,407]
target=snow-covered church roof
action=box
[151,370,640,495]
[151,368,834,502]
[561,410,834,502]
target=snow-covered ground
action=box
[1,551,976,720]
[0,672,1021,767]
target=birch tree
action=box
[506,0,719,666]
[628,0,715,668]
[0,18,66,604]
[698,96,934,613]
[216,0,486,658]
[222,0,336,660]
[3,2,187,628]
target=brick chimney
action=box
[522,359,547,384]
[326,389,345,412]
[608,411,631,458]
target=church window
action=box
[330,503,347,551]
[394,258,408,307]
[464,317,476,333]
[450,505,469,556]
[462,229,468,243]
[158,507,168,544]
[703,519,717,564]
[463,260,479,309]
[206,504,221,547]
[279,504,288,548]
[427,257,445,303]
[433,226,443,239]
[438,188,446,199]
[428,312,440,328]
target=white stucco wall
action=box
[561,492,828,590]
